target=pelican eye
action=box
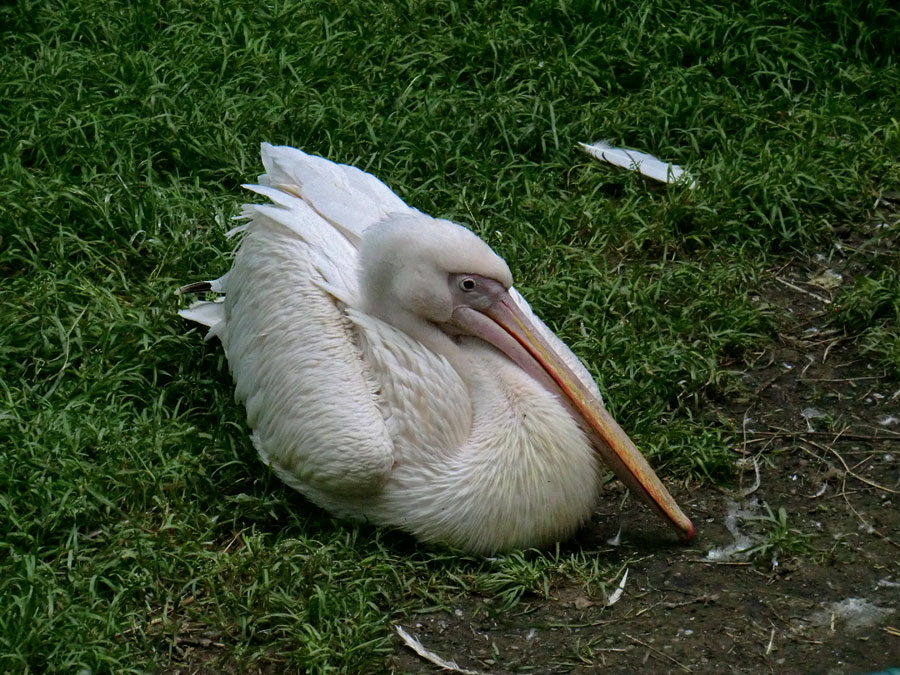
[458,277,477,292]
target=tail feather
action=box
[178,299,226,340]
[177,281,213,295]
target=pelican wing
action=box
[182,177,396,497]
[258,143,420,241]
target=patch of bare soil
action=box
[392,250,900,674]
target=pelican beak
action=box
[450,285,695,542]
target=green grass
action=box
[2,0,899,671]
[741,503,813,566]
[834,264,900,378]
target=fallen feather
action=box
[394,625,481,675]
[606,528,622,547]
[809,482,828,498]
[579,141,696,187]
[607,567,629,606]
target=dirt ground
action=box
[392,248,900,674]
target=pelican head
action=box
[358,213,695,541]
[360,213,512,324]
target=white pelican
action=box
[179,144,694,553]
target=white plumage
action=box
[579,140,696,187]
[180,144,693,553]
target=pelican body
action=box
[179,144,693,553]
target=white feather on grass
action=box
[579,140,695,188]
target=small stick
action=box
[775,277,831,304]
[663,594,719,610]
[734,437,775,447]
[222,528,247,554]
[736,455,761,498]
[798,375,886,382]
[803,436,899,495]
[821,335,842,363]
[753,372,783,396]
[174,636,225,648]
[750,429,900,442]
[834,474,900,551]
[623,633,693,673]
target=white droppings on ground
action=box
[705,499,762,561]
[801,407,825,431]
[810,598,895,630]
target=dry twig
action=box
[623,633,692,673]
[752,428,900,442]
[775,277,831,304]
[804,435,899,495]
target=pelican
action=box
[179,143,694,553]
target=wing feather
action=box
[258,143,419,239]
[178,298,225,335]
[220,213,394,496]
[180,145,435,500]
